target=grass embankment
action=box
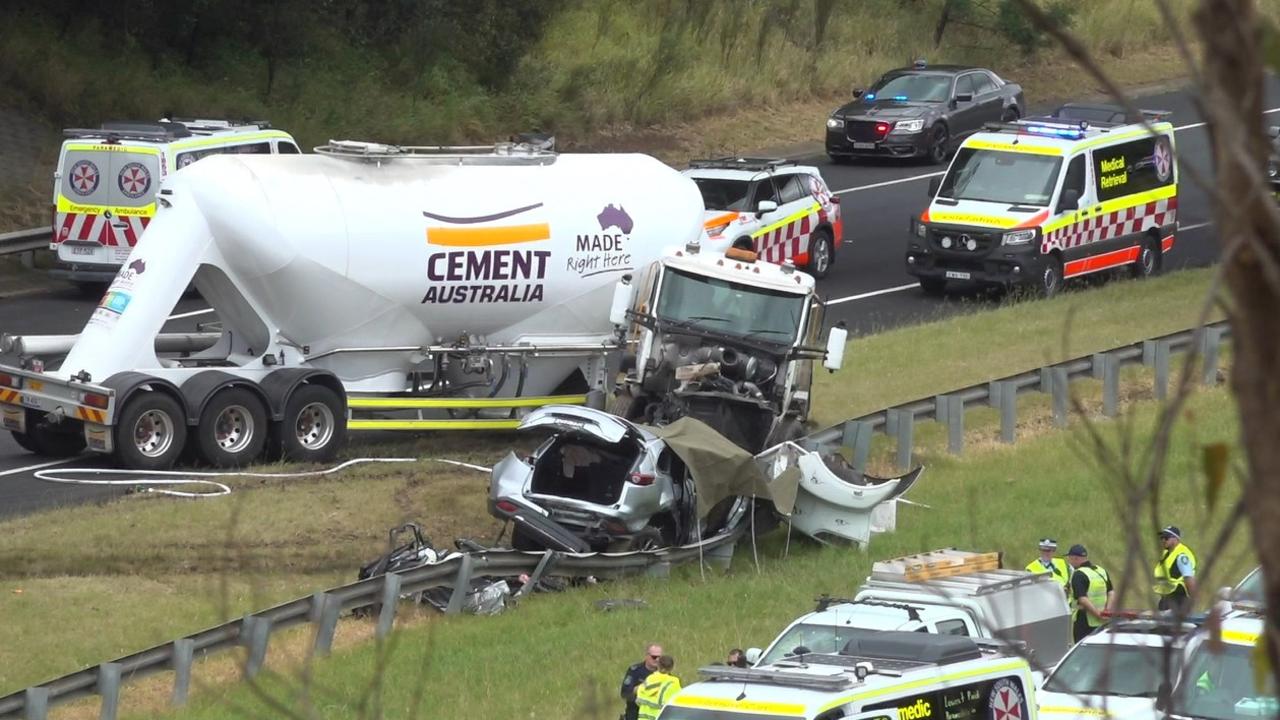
[0,266,1225,704]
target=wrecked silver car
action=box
[488,405,780,553]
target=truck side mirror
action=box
[1058,188,1080,212]
[928,177,942,197]
[823,321,848,372]
[745,647,763,665]
[756,200,778,216]
[609,274,633,326]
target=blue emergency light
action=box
[892,95,909,101]
[1021,122,1088,140]
[864,93,876,101]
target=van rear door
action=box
[54,143,160,268]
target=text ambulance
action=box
[905,104,1177,297]
[659,631,1037,720]
[52,119,299,287]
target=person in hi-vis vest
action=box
[1025,538,1070,593]
[1154,525,1197,614]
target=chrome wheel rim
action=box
[295,402,335,450]
[813,239,830,275]
[134,409,175,458]
[1141,247,1155,274]
[214,404,255,454]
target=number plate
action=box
[19,394,42,409]
[945,270,971,280]
[69,245,98,256]
[852,142,876,150]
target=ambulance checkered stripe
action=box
[757,214,813,263]
[1041,197,1177,254]
[54,212,151,247]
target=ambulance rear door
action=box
[54,142,160,269]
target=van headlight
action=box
[893,118,925,134]
[1003,229,1038,246]
[827,116,845,129]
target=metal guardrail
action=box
[0,526,744,720]
[0,320,1234,720]
[801,320,1231,472]
[0,228,46,257]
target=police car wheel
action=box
[1039,257,1063,298]
[928,125,950,165]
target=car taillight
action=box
[0,373,20,389]
[82,392,109,409]
[628,472,655,486]
[875,122,891,137]
[495,499,519,514]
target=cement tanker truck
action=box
[0,141,713,469]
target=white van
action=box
[51,118,299,287]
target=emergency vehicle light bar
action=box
[696,664,855,691]
[688,157,796,172]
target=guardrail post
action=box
[514,550,561,600]
[1102,354,1121,418]
[1142,339,1157,367]
[1200,327,1224,385]
[1050,367,1069,428]
[987,381,1002,408]
[942,394,964,454]
[1091,353,1107,379]
[240,616,271,678]
[98,663,122,720]
[1154,340,1171,401]
[311,592,342,656]
[887,408,913,470]
[933,394,949,421]
[841,420,873,474]
[1038,368,1052,393]
[172,638,194,706]
[24,687,48,720]
[445,553,476,614]
[377,573,403,640]
[995,381,1017,443]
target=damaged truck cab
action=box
[611,241,847,453]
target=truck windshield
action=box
[657,268,804,344]
[1043,643,1176,698]
[1170,642,1276,720]
[760,623,868,665]
[938,148,1062,206]
[692,178,753,212]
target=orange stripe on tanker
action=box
[426,223,552,247]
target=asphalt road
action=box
[3,79,1279,517]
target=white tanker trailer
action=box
[0,141,712,469]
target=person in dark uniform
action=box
[1066,544,1114,643]
[620,642,662,720]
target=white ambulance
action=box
[51,118,299,288]
[661,631,1038,720]
[683,158,843,278]
[1162,605,1275,720]
[905,104,1177,297]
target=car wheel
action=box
[626,527,665,551]
[928,124,950,165]
[919,277,947,296]
[1130,238,1161,279]
[1039,256,1064,298]
[114,391,188,470]
[805,229,834,279]
[195,387,268,468]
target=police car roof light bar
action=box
[696,664,855,691]
[687,157,796,172]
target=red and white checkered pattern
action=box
[53,212,151,247]
[756,213,813,264]
[1041,196,1177,254]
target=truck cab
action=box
[612,241,846,453]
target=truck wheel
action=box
[607,388,647,421]
[20,409,86,457]
[271,384,346,464]
[195,387,267,468]
[10,429,38,453]
[919,277,946,296]
[806,229,834,279]
[115,392,187,470]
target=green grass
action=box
[144,384,1254,720]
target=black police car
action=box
[825,61,1025,165]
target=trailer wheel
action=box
[195,387,268,468]
[115,392,187,470]
[10,429,38,453]
[19,409,85,457]
[271,384,345,464]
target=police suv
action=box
[51,118,299,287]
[905,104,1178,297]
[683,158,843,278]
[659,631,1037,720]
[1162,603,1274,720]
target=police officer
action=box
[1066,544,1114,643]
[636,655,682,720]
[620,643,662,720]
[1154,525,1197,614]
[1025,538,1070,592]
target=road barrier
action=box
[0,228,45,257]
[0,319,1233,719]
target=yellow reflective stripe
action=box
[1222,629,1260,646]
[1074,123,1175,152]
[926,211,1022,229]
[751,202,820,239]
[347,419,521,431]
[1040,706,1109,716]
[1041,184,1177,234]
[168,131,292,152]
[346,394,587,409]
[965,139,1063,156]
[818,660,1030,713]
[56,196,156,216]
[670,696,807,716]
[64,143,163,155]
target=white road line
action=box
[0,457,77,478]
[827,283,918,306]
[166,308,214,320]
[830,106,1280,196]
[1179,221,1212,232]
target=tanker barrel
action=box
[2,333,222,357]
